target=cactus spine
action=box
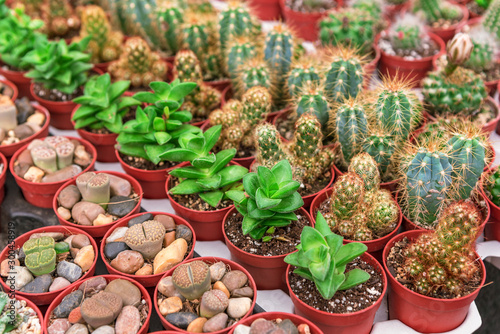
[294,83,330,129]
[156,3,184,55]
[234,57,273,99]
[348,152,381,191]
[483,0,500,41]
[225,37,259,80]
[324,46,365,102]
[218,1,260,50]
[287,56,322,98]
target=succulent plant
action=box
[30,136,78,173]
[156,3,183,55]
[43,0,81,38]
[348,153,381,191]
[0,292,23,332]
[72,73,140,133]
[0,5,46,71]
[23,236,56,276]
[172,260,212,300]
[116,80,202,164]
[76,172,111,207]
[108,37,168,89]
[225,36,260,81]
[463,26,498,73]
[389,14,425,51]
[294,83,330,129]
[124,220,166,259]
[402,200,482,297]
[287,55,322,98]
[486,168,500,206]
[483,0,500,40]
[0,99,17,131]
[362,128,396,180]
[22,38,93,95]
[218,0,261,50]
[164,125,249,208]
[417,0,462,24]
[284,211,370,300]
[234,57,273,99]
[227,160,304,240]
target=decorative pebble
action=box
[24,166,44,182]
[163,231,176,247]
[42,165,83,183]
[58,185,81,210]
[227,297,252,319]
[93,213,114,226]
[72,201,105,226]
[232,286,254,298]
[135,264,153,276]
[108,195,136,217]
[165,312,198,330]
[222,270,248,292]
[0,258,19,276]
[187,317,208,333]
[71,234,90,249]
[104,242,130,260]
[127,213,153,227]
[115,305,141,334]
[234,324,251,334]
[78,276,107,296]
[107,227,129,243]
[68,307,84,324]
[277,319,299,334]
[20,274,52,293]
[49,277,71,292]
[57,206,72,220]
[29,232,64,241]
[12,266,33,290]
[74,245,94,272]
[200,290,229,318]
[104,279,141,307]
[81,291,123,328]
[203,312,228,332]
[57,260,83,283]
[159,296,183,316]
[153,214,176,231]
[53,290,84,318]
[153,238,188,274]
[297,324,311,334]
[213,281,230,298]
[66,323,89,334]
[109,174,132,197]
[175,224,193,243]
[209,262,226,282]
[92,326,115,334]
[249,319,276,333]
[47,318,71,334]
[110,250,144,274]
[157,276,183,298]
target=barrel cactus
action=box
[234,57,273,99]
[463,26,498,73]
[486,168,500,207]
[348,152,381,191]
[287,55,322,98]
[389,14,426,52]
[225,36,259,80]
[324,46,365,102]
[294,83,331,130]
[362,128,397,181]
[218,0,261,50]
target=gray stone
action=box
[108,196,136,218]
[109,174,132,197]
[78,276,107,296]
[203,312,228,332]
[165,312,198,330]
[58,185,81,210]
[12,266,33,290]
[232,286,254,298]
[57,260,83,283]
[104,242,130,260]
[15,97,34,124]
[53,290,83,318]
[66,324,88,334]
[92,326,115,334]
[277,319,298,334]
[13,123,34,140]
[127,213,153,228]
[175,225,193,243]
[222,270,248,292]
[20,274,52,293]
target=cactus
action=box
[483,0,500,41]
[76,172,111,206]
[464,26,497,73]
[415,116,462,144]
[23,236,56,276]
[294,83,330,129]
[156,3,183,55]
[108,37,167,89]
[323,46,365,103]
[234,57,273,99]
[332,97,369,169]
[389,14,425,51]
[366,189,400,235]
[254,123,287,167]
[330,172,365,221]
[218,1,260,50]
[486,168,500,206]
[418,0,462,24]
[225,36,259,81]
[287,56,322,98]
[348,152,381,191]
[181,12,217,71]
[204,46,224,81]
[362,129,397,182]
[172,260,211,300]
[43,0,80,38]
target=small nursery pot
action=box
[375,32,445,87]
[0,104,50,159]
[154,256,257,334]
[427,4,469,43]
[9,136,97,208]
[310,187,402,262]
[100,211,196,287]
[71,106,119,162]
[0,78,19,102]
[364,47,381,88]
[248,0,282,21]
[286,252,386,334]
[223,207,312,291]
[228,312,323,334]
[0,225,98,305]
[44,274,152,334]
[0,65,32,99]
[14,295,45,333]
[93,61,111,74]
[382,230,486,333]
[0,152,7,205]
[53,170,143,238]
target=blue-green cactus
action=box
[225,36,259,81]
[287,56,322,98]
[324,47,365,102]
[295,84,330,129]
[218,1,260,50]
[362,130,396,180]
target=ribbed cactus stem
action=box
[31,146,58,173]
[218,2,257,50]
[367,192,399,235]
[483,0,500,40]
[330,172,365,220]
[264,24,295,80]
[235,57,272,98]
[226,37,258,80]
[55,141,75,170]
[287,56,321,98]
[0,99,17,131]
[324,48,364,102]
[255,123,286,167]
[362,131,396,179]
[157,4,184,55]
[241,86,271,130]
[295,84,330,128]
[348,152,381,191]
[181,13,212,64]
[292,113,323,163]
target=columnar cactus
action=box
[225,36,259,80]
[330,172,365,221]
[287,56,322,98]
[108,37,167,89]
[218,1,260,50]
[348,152,381,191]
[389,14,425,51]
[181,12,218,71]
[117,0,164,49]
[294,83,330,129]
[418,0,462,24]
[264,24,295,91]
[156,3,184,55]
[254,123,287,167]
[234,57,273,99]
[483,0,500,40]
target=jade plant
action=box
[23,236,57,276]
[116,80,202,164]
[227,160,304,241]
[22,37,93,96]
[284,211,370,299]
[164,125,249,208]
[0,5,47,71]
[0,292,22,332]
[72,73,140,133]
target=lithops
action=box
[124,220,166,259]
[172,260,211,300]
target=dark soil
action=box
[285,0,337,13]
[33,82,83,102]
[234,144,255,159]
[169,177,233,211]
[224,210,309,256]
[379,35,440,59]
[288,257,383,313]
[387,237,482,299]
[119,152,179,171]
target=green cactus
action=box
[218,1,260,50]
[483,0,500,40]
[76,172,111,207]
[0,292,23,333]
[330,172,365,221]
[204,46,224,81]
[486,168,500,206]
[23,236,56,276]
[44,0,80,38]
[464,27,497,73]
[254,123,287,168]
[348,152,381,191]
[324,46,365,102]
[390,14,424,51]
[418,0,462,23]
[225,36,259,81]
[156,3,183,55]
[181,13,217,70]
[294,83,330,129]
[287,56,322,98]
[366,189,400,235]
[234,57,273,99]
[172,260,211,300]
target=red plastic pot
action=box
[0,104,50,159]
[154,257,257,333]
[30,83,77,130]
[9,136,97,208]
[0,65,32,99]
[375,31,445,87]
[286,252,386,334]
[223,207,312,291]
[0,152,6,205]
[0,78,19,102]
[0,225,98,305]
[206,78,232,93]
[53,170,143,238]
[101,211,196,287]
[93,61,111,73]
[44,275,152,334]
[427,4,469,43]
[480,169,500,241]
[310,187,402,262]
[364,47,381,88]
[382,230,486,333]
[249,0,281,21]
[228,312,323,334]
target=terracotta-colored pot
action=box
[220,85,282,122]
[0,105,50,159]
[44,275,152,334]
[382,230,486,333]
[279,0,338,41]
[116,149,174,199]
[53,170,143,238]
[9,136,97,208]
[12,295,45,333]
[1,78,19,102]
[93,61,111,73]
[384,0,412,21]
[249,0,282,21]
[286,252,386,334]
[364,47,381,88]
[0,225,98,305]
[223,207,312,291]
[396,190,490,237]
[480,168,500,241]
[228,312,323,334]
[331,164,400,193]
[71,106,119,162]
[154,257,257,333]
[0,152,6,205]
[427,4,469,43]
[310,187,402,262]
[375,32,445,87]
[0,66,32,99]
[101,211,196,287]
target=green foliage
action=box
[284,212,370,300]
[464,27,497,73]
[294,84,330,129]
[487,169,500,207]
[483,0,500,40]
[72,74,140,133]
[0,292,22,333]
[23,236,56,276]
[164,126,248,208]
[389,14,424,51]
[23,38,93,94]
[116,80,202,164]
[227,160,303,240]
[417,0,462,23]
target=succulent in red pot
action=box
[0,292,43,334]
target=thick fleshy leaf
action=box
[153,117,166,132]
[271,212,298,221]
[249,226,268,240]
[203,125,222,154]
[226,190,246,204]
[166,119,183,130]
[196,175,221,190]
[109,80,130,100]
[209,149,236,175]
[271,192,304,213]
[117,144,149,160]
[169,82,197,101]
[169,166,207,179]
[284,251,301,267]
[150,81,171,99]
[309,255,330,281]
[95,105,117,123]
[325,234,343,258]
[293,267,313,281]
[316,211,334,238]
[74,117,98,129]
[301,226,328,252]
[105,114,122,133]
[334,243,368,267]
[255,188,281,209]
[271,180,300,199]
[161,148,200,162]
[218,165,248,187]
[242,216,260,235]
[271,159,293,184]
[133,91,159,104]
[199,190,224,208]
[242,173,259,199]
[169,179,206,195]
[145,144,175,164]
[261,218,291,227]
[169,110,192,123]
[257,166,277,196]
[304,244,328,263]
[247,199,274,219]
[315,270,345,300]
[154,132,172,145]
[339,269,370,291]
[192,155,216,169]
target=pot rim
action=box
[227,311,324,334]
[1,78,19,102]
[115,149,174,175]
[426,4,469,33]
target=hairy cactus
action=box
[389,14,425,51]
[23,236,56,276]
[225,36,259,81]
[108,37,167,89]
[348,152,381,191]
[76,172,111,207]
[366,190,400,235]
[218,1,260,50]
[287,56,322,98]
[464,26,497,73]
[172,260,211,300]
[323,46,365,102]
[330,172,365,221]
[234,57,273,99]
[483,0,500,40]
[294,83,330,129]
[254,123,287,167]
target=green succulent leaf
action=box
[247,198,275,219]
[200,190,224,208]
[293,267,314,281]
[196,175,222,190]
[271,180,301,199]
[242,216,260,235]
[256,188,281,209]
[218,165,248,187]
[339,268,370,291]
[243,173,260,199]
[192,155,216,169]
[169,82,197,100]
[271,192,303,213]
[170,166,208,179]
[334,243,368,267]
[226,190,246,204]
[169,179,206,195]
[271,159,294,184]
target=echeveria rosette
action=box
[284,212,370,300]
[72,73,140,133]
[116,80,203,164]
[226,160,304,241]
[164,125,249,208]
[22,37,93,95]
